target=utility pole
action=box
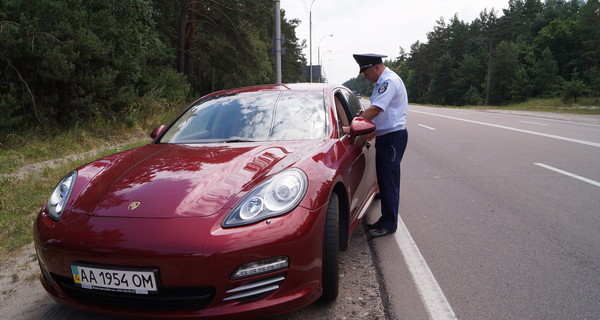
[274,0,282,84]
[485,36,492,106]
[309,0,316,83]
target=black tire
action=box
[320,193,339,302]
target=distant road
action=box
[367,105,600,319]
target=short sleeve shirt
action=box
[370,67,408,136]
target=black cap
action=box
[353,53,387,73]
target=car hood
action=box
[71,142,324,218]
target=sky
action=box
[279,0,510,84]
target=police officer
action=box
[353,53,408,238]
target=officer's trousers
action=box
[375,129,408,232]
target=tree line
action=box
[0,0,306,134]
[345,0,599,106]
[2,1,598,136]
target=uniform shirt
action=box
[370,67,408,136]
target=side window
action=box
[342,89,363,119]
[334,95,349,136]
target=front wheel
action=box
[320,193,339,302]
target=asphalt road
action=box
[366,105,600,320]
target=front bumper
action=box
[33,204,326,319]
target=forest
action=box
[1,0,599,136]
[0,0,305,134]
[345,0,599,106]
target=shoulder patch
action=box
[378,81,389,94]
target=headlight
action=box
[47,170,77,221]
[223,169,308,228]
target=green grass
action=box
[0,140,148,254]
[1,162,79,252]
[415,97,600,114]
[0,127,147,175]
[499,97,600,114]
[0,98,183,258]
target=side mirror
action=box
[150,125,166,140]
[348,117,375,145]
[349,117,375,137]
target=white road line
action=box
[394,216,458,320]
[520,120,548,126]
[418,124,437,131]
[534,163,600,187]
[410,110,600,148]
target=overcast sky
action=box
[279,0,509,84]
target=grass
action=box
[0,139,148,254]
[500,97,600,114]
[0,133,150,256]
[0,127,147,175]
[0,97,183,258]
[420,97,600,114]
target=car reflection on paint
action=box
[33,83,378,319]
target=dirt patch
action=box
[1,140,143,180]
[0,243,50,320]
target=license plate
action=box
[71,264,158,294]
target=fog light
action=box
[232,256,289,280]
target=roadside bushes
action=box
[0,0,190,135]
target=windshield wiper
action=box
[220,137,255,143]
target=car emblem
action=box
[128,201,141,211]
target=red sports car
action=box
[33,83,378,319]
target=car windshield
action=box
[159,90,326,144]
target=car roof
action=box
[201,83,341,99]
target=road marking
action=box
[394,216,458,320]
[534,163,600,187]
[418,124,437,131]
[520,120,548,126]
[410,110,600,148]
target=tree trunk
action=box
[177,0,190,74]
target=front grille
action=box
[55,275,215,310]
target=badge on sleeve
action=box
[378,81,389,94]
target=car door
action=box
[334,88,377,226]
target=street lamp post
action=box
[319,50,332,67]
[321,59,332,83]
[309,0,316,83]
[317,34,333,80]
[319,50,332,83]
